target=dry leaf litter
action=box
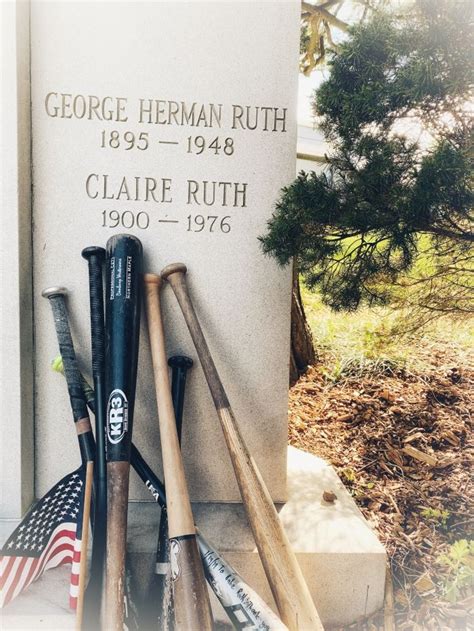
[289,355,473,630]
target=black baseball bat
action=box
[105,235,143,631]
[81,246,107,629]
[104,234,142,631]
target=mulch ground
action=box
[288,355,474,630]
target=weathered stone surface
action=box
[30,1,300,503]
[1,0,34,521]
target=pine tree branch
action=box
[427,227,474,242]
[302,2,350,31]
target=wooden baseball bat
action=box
[160,263,324,631]
[143,273,213,631]
[142,355,194,630]
[105,235,142,631]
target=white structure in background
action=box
[297,123,328,171]
[297,70,329,171]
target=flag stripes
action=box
[69,537,82,609]
[0,524,77,607]
[0,466,85,609]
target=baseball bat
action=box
[105,234,143,631]
[42,287,96,467]
[143,273,213,630]
[54,363,288,630]
[142,355,194,630]
[161,263,324,631]
[81,246,107,628]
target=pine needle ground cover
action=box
[288,294,473,629]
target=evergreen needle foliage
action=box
[261,0,473,311]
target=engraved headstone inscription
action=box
[31,2,300,501]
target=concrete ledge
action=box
[1,447,386,629]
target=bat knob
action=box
[42,286,68,299]
[168,355,194,369]
[161,262,187,280]
[82,246,106,261]
[143,273,162,289]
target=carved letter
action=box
[85,173,99,199]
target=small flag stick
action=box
[75,461,94,631]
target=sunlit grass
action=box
[302,286,474,380]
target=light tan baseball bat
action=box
[161,263,324,631]
[143,273,213,631]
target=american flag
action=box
[0,466,85,609]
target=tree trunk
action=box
[290,262,316,385]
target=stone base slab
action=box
[1,447,386,629]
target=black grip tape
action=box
[105,235,143,463]
[47,295,88,422]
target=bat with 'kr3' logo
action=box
[104,234,142,631]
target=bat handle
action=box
[81,247,106,379]
[81,247,107,479]
[42,288,95,464]
[168,355,193,444]
[42,288,88,421]
[160,264,228,409]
